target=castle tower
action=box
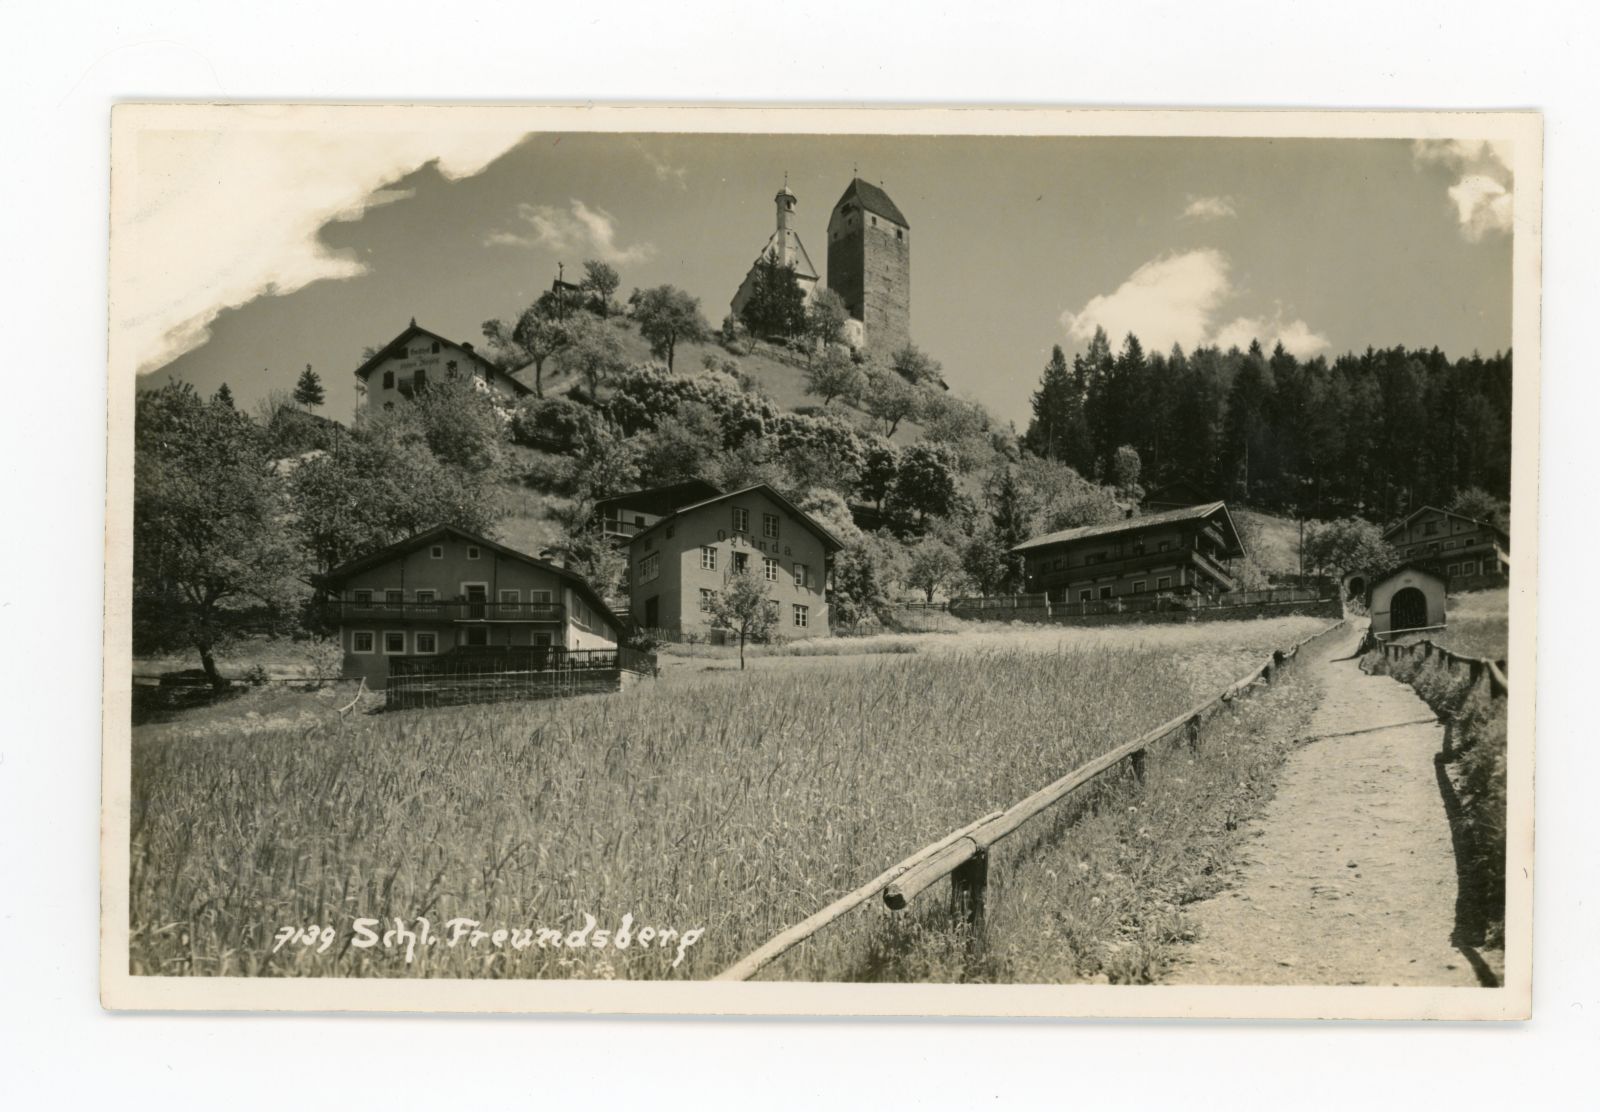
[730,180,819,321]
[826,178,910,353]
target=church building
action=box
[826,178,911,353]
[730,183,820,321]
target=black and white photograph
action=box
[100,104,1538,1019]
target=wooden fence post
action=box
[1131,747,1147,784]
[1186,715,1202,754]
[950,851,989,957]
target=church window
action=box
[896,229,903,240]
[870,216,877,226]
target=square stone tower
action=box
[826,178,910,353]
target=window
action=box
[499,589,520,613]
[1447,563,1460,576]
[870,215,877,226]
[793,604,809,628]
[384,589,403,611]
[1099,586,1114,600]
[414,589,437,610]
[445,360,458,379]
[896,228,903,240]
[763,513,779,539]
[383,631,406,655]
[644,536,654,552]
[382,370,395,389]
[634,515,646,528]
[638,553,660,584]
[466,546,481,560]
[733,552,749,574]
[1132,580,1147,594]
[665,525,675,540]
[699,588,717,612]
[1157,576,1172,591]
[429,545,444,559]
[700,546,717,571]
[793,563,810,589]
[413,368,427,390]
[1085,553,1105,565]
[414,631,438,655]
[529,589,553,603]
[430,340,441,354]
[1424,521,1439,536]
[353,589,374,609]
[732,507,750,533]
[1052,558,1064,571]
[464,626,488,647]
[1442,540,1454,550]
[764,556,780,582]
[1158,541,1170,552]
[1079,590,1092,603]
[351,631,375,654]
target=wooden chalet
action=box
[593,480,723,545]
[1013,502,1247,602]
[1381,505,1510,591]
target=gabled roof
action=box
[353,321,531,395]
[1382,504,1508,542]
[755,228,819,282]
[1364,562,1449,608]
[319,525,624,630]
[594,480,724,516]
[628,484,846,552]
[1012,501,1246,557]
[833,178,909,228]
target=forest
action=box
[1024,328,1514,523]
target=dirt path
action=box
[1163,623,1487,987]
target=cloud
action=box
[1061,248,1328,357]
[1061,249,1234,353]
[1211,313,1330,358]
[1412,138,1514,242]
[119,127,527,373]
[484,200,655,265]
[1182,195,1236,221]
[634,141,688,190]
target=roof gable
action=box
[630,484,846,552]
[1382,504,1507,541]
[320,525,623,630]
[1012,501,1245,557]
[833,178,909,228]
[354,322,527,394]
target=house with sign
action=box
[319,525,625,687]
[354,319,533,411]
[1381,505,1510,590]
[627,484,844,639]
[1013,502,1247,602]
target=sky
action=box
[131,130,1515,429]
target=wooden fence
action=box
[714,620,1346,980]
[1375,636,1508,699]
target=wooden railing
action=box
[1376,637,1507,699]
[715,621,1344,980]
[326,600,566,622]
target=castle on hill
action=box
[730,176,911,353]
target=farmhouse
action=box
[594,480,723,546]
[320,525,625,687]
[1381,505,1510,590]
[354,319,532,411]
[627,484,844,639]
[1014,502,1246,602]
[1366,564,1448,640]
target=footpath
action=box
[1163,623,1488,987]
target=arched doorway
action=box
[1347,575,1366,600]
[1390,586,1427,632]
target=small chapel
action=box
[729,182,820,321]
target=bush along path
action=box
[1162,623,1496,988]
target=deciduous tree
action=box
[710,571,778,669]
[633,285,710,371]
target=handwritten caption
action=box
[273,914,705,968]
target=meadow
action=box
[127,615,1333,980]
[1390,588,1508,661]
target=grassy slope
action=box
[1392,587,1509,661]
[1233,509,1302,576]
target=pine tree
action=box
[738,254,808,340]
[293,364,325,409]
[212,383,235,408]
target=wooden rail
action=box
[714,620,1346,980]
[1378,636,1508,699]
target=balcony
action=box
[327,600,566,623]
[1189,548,1237,592]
